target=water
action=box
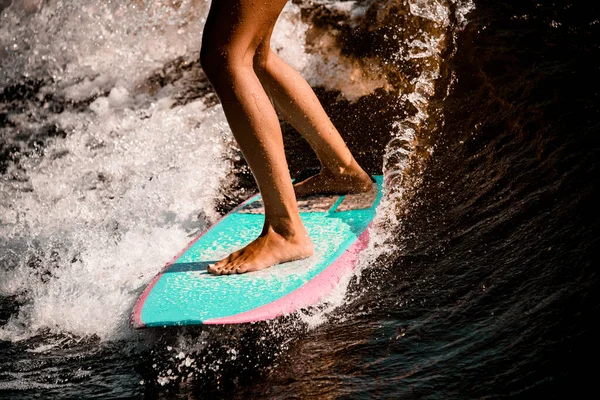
[1,0,598,398]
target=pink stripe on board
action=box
[130,194,260,328]
[204,226,372,325]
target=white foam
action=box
[274,2,389,101]
[409,0,450,24]
[294,0,475,329]
[0,102,232,341]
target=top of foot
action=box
[293,166,372,198]
[207,225,314,275]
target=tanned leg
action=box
[253,36,372,197]
[200,0,313,275]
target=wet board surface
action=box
[131,175,383,328]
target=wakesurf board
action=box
[131,175,383,328]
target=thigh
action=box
[202,0,288,59]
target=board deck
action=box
[131,175,383,328]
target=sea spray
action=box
[0,0,403,343]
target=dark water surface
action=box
[1,0,598,398]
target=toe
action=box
[228,255,248,274]
[224,262,239,275]
[208,261,226,275]
[209,260,227,275]
[207,263,218,274]
[235,264,248,274]
[211,250,241,275]
[224,256,245,275]
[233,265,243,274]
[237,259,264,274]
[221,266,231,275]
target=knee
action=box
[199,43,228,86]
[200,41,257,92]
[253,48,271,80]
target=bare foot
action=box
[294,160,373,198]
[208,225,314,275]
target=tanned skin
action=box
[200,0,371,275]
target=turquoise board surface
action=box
[132,176,383,327]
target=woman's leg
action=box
[201,0,313,275]
[253,36,372,197]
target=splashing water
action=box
[0,0,472,351]
[0,0,496,397]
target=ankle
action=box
[263,217,307,240]
[323,157,364,178]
